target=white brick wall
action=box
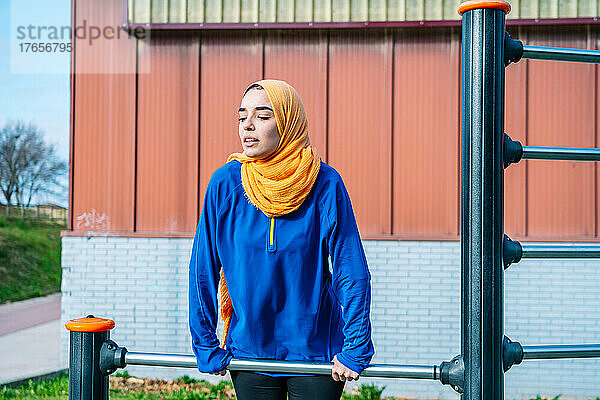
[61,237,600,399]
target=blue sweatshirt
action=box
[188,160,374,376]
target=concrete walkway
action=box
[0,293,66,385]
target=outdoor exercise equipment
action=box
[66,1,600,399]
[459,0,600,398]
[64,315,600,399]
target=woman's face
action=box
[238,88,280,159]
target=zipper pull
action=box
[267,217,277,252]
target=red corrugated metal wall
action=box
[71,0,136,233]
[136,34,200,233]
[393,28,460,238]
[68,0,600,241]
[527,25,597,239]
[328,30,393,235]
[199,31,263,213]
[504,26,528,238]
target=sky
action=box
[0,0,71,207]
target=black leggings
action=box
[230,371,345,400]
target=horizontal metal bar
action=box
[124,352,438,380]
[522,146,600,161]
[522,45,600,63]
[521,243,600,258]
[125,352,197,368]
[523,344,600,360]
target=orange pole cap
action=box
[458,0,511,16]
[65,316,115,332]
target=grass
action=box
[342,383,386,400]
[0,372,235,400]
[0,372,68,400]
[0,372,388,400]
[529,397,562,400]
[528,397,600,400]
[0,214,65,304]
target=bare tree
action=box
[0,121,67,207]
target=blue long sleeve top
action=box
[188,160,374,376]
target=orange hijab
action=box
[219,79,321,348]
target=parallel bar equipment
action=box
[522,146,600,161]
[523,344,600,360]
[522,45,600,64]
[124,352,438,379]
[459,2,510,399]
[521,243,600,259]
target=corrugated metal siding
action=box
[504,26,527,238]
[73,0,136,232]
[328,30,393,235]
[526,25,596,238]
[393,28,460,237]
[128,0,600,23]
[198,31,263,216]
[136,34,200,233]
[73,0,600,239]
[597,31,600,238]
[263,30,328,161]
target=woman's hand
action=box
[210,369,227,376]
[331,355,359,382]
[210,361,229,376]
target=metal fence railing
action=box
[0,204,67,223]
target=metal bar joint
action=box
[503,133,523,168]
[503,336,523,372]
[504,32,523,66]
[99,340,128,376]
[439,355,464,394]
[503,234,523,269]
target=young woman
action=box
[189,79,374,400]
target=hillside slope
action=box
[0,215,64,304]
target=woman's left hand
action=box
[331,355,359,382]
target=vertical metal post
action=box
[66,316,115,400]
[459,1,511,399]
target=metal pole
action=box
[522,45,600,64]
[459,1,510,399]
[66,317,115,400]
[521,243,600,258]
[522,344,600,360]
[123,352,438,379]
[522,146,600,161]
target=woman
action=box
[189,79,374,400]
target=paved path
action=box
[0,294,66,385]
[0,293,61,336]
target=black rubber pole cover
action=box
[99,340,128,375]
[504,31,524,66]
[503,133,523,169]
[69,330,110,400]
[502,336,524,372]
[503,234,523,269]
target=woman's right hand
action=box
[211,369,227,376]
[210,360,230,376]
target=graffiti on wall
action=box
[75,209,109,230]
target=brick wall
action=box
[61,237,600,399]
